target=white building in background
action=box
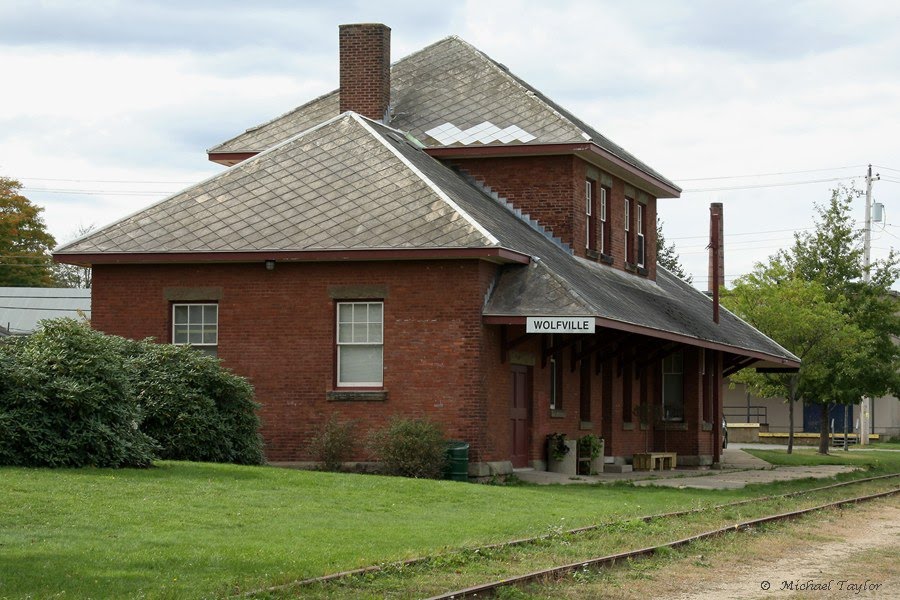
[725,380,900,441]
[0,287,91,336]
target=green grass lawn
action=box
[3,455,899,599]
[745,448,900,470]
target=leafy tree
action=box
[725,263,870,454]
[0,176,56,286]
[727,186,900,455]
[657,217,692,283]
[784,186,900,453]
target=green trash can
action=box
[445,441,469,482]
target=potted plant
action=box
[547,433,576,475]
[577,434,605,475]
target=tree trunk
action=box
[818,403,830,455]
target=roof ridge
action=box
[352,113,500,246]
[451,37,589,141]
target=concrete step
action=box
[604,464,633,473]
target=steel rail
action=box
[242,472,900,597]
[425,487,900,600]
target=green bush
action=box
[369,417,448,479]
[0,319,157,468]
[0,318,264,468]
[129,341,264,465]
[308,415,356,471]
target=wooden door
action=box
[510,365,531,468]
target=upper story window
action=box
[336,301,383,387]
[599,186,610,255]
[172,303,218,356]
[585,179,596,252]
[636,203,646,268]
[624,197,634,264]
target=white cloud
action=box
[1,0,898,284]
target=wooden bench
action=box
[632,452,677,471]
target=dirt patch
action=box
[538,496,900,599]
[667,499,899,599]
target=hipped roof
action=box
[58,112,797,365]
[208,36,679,196]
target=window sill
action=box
[586,249,600,260]
[550,409,566,418]
[622,422,635,431]
[579,421,593,430]
[599,253,614,265]
[624,262,637,273]
[327,390,388,402]
[637,266,649,277]
[702,422,713,432]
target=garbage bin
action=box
[445,440,469,482]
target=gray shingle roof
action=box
[370,120,797,363]
[57,113,496,255]
[58,111,794,363]
[209,37,677,191]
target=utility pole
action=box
[860,164,880,446]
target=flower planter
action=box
[547,439,577,475]
[577,436,605,475]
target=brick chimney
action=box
[708,202,724,323]
[339,23,391,122]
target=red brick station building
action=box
[56,24,798,476]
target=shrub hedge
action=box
[369,417,448,479]
[0,319,157,468]
[0,319,264,468]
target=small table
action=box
[633,452,677,471]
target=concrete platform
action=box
[513,448,858,490]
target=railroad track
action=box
[243,473,900,598]
[427,486,900,600]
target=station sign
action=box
[526,316,596,334]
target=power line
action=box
[668,226,812,241]
[0,305,90,312]
[676,165,866,182]
[23,187,173,196]
[19,176,195,184]
[682,176,859,193]
[873,165,900,174]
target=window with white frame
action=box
[624,197,633,263]
[662,351,684,421]
[336,301,383,387]
[172,303,218,356]
[599,187,608,254]
[585,179,596,251]
[636,203,646,268]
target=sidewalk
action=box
[514,448,858,490]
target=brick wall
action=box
[448,155,658,280]
[339,23,391,121]
[92,259,496,463]
[91,260,714,467]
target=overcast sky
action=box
[2,0,899,288]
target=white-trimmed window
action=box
[585,179,597,252]
[662,351,684,421]
[599,187,608,254]
[636,203,646,268]
[624,197,633,263]
[336,301,383,387]
[172,303,218,355]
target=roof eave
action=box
[54,247,531,268]
[481,314,801,368]
[425,142,681,199]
